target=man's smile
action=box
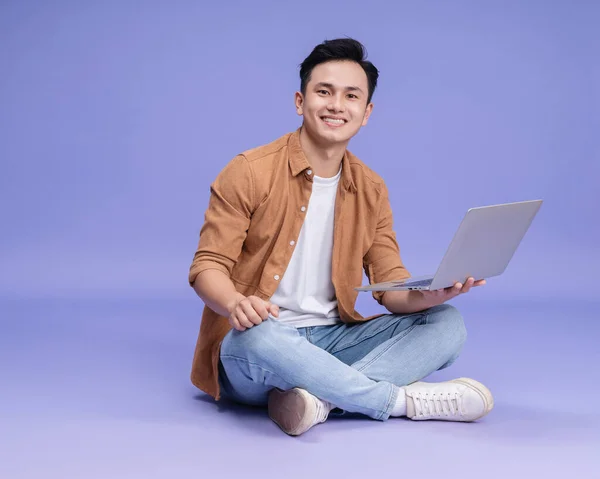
[321,116,347,127]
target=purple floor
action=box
[2,297,598,478]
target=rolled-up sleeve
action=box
[188,155,254,286]
[362,181,410,304]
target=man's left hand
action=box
[419,277,486,307]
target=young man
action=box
[188,38,493,436]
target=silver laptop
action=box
[355,199,543,292]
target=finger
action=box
[474,279,486,286]
[236,311,253,329]
[262,300,279,319]
[236,310,255,329]
[240,302,263,325]
[248,298,269,320]
[461,277,475,294]
[230,316,246,332]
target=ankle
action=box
[389,386,407,417]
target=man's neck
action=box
[299,125,348,178]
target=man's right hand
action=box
[228,295,280,331]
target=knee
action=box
[220,319,283,361]
[429,303,467,355]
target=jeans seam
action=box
[329,313,423,355]
[354,323,420,373]
[221,354,291,387]
[380,383,398,420]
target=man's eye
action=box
[317,90,329,95]
[348,94,358,99]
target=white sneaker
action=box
[403,378,494,422]
[268,388,332,436]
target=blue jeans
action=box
[218,304,467,421]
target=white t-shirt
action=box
[270,166,342,328]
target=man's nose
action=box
[327,94,345,112]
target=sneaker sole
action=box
[268,388,316,436]
[450,377,495,420]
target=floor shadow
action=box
[193,393,265,416]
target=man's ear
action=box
[362,102,374,126]
[295,91,304,116]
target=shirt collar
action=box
[287,127,357,193]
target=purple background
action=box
[1,1,598,478]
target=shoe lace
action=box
[413,391,463,419]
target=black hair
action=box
[299,38,379,104]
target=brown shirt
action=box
[188,128,410,399]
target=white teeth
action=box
[323,117,345,124]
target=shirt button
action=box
[274,274,280,280]
[290,240,295,246]
[301,206,306,212]
[307,169,312,175]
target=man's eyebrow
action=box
[314,82,365,94]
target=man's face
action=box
[295,60,373,146]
